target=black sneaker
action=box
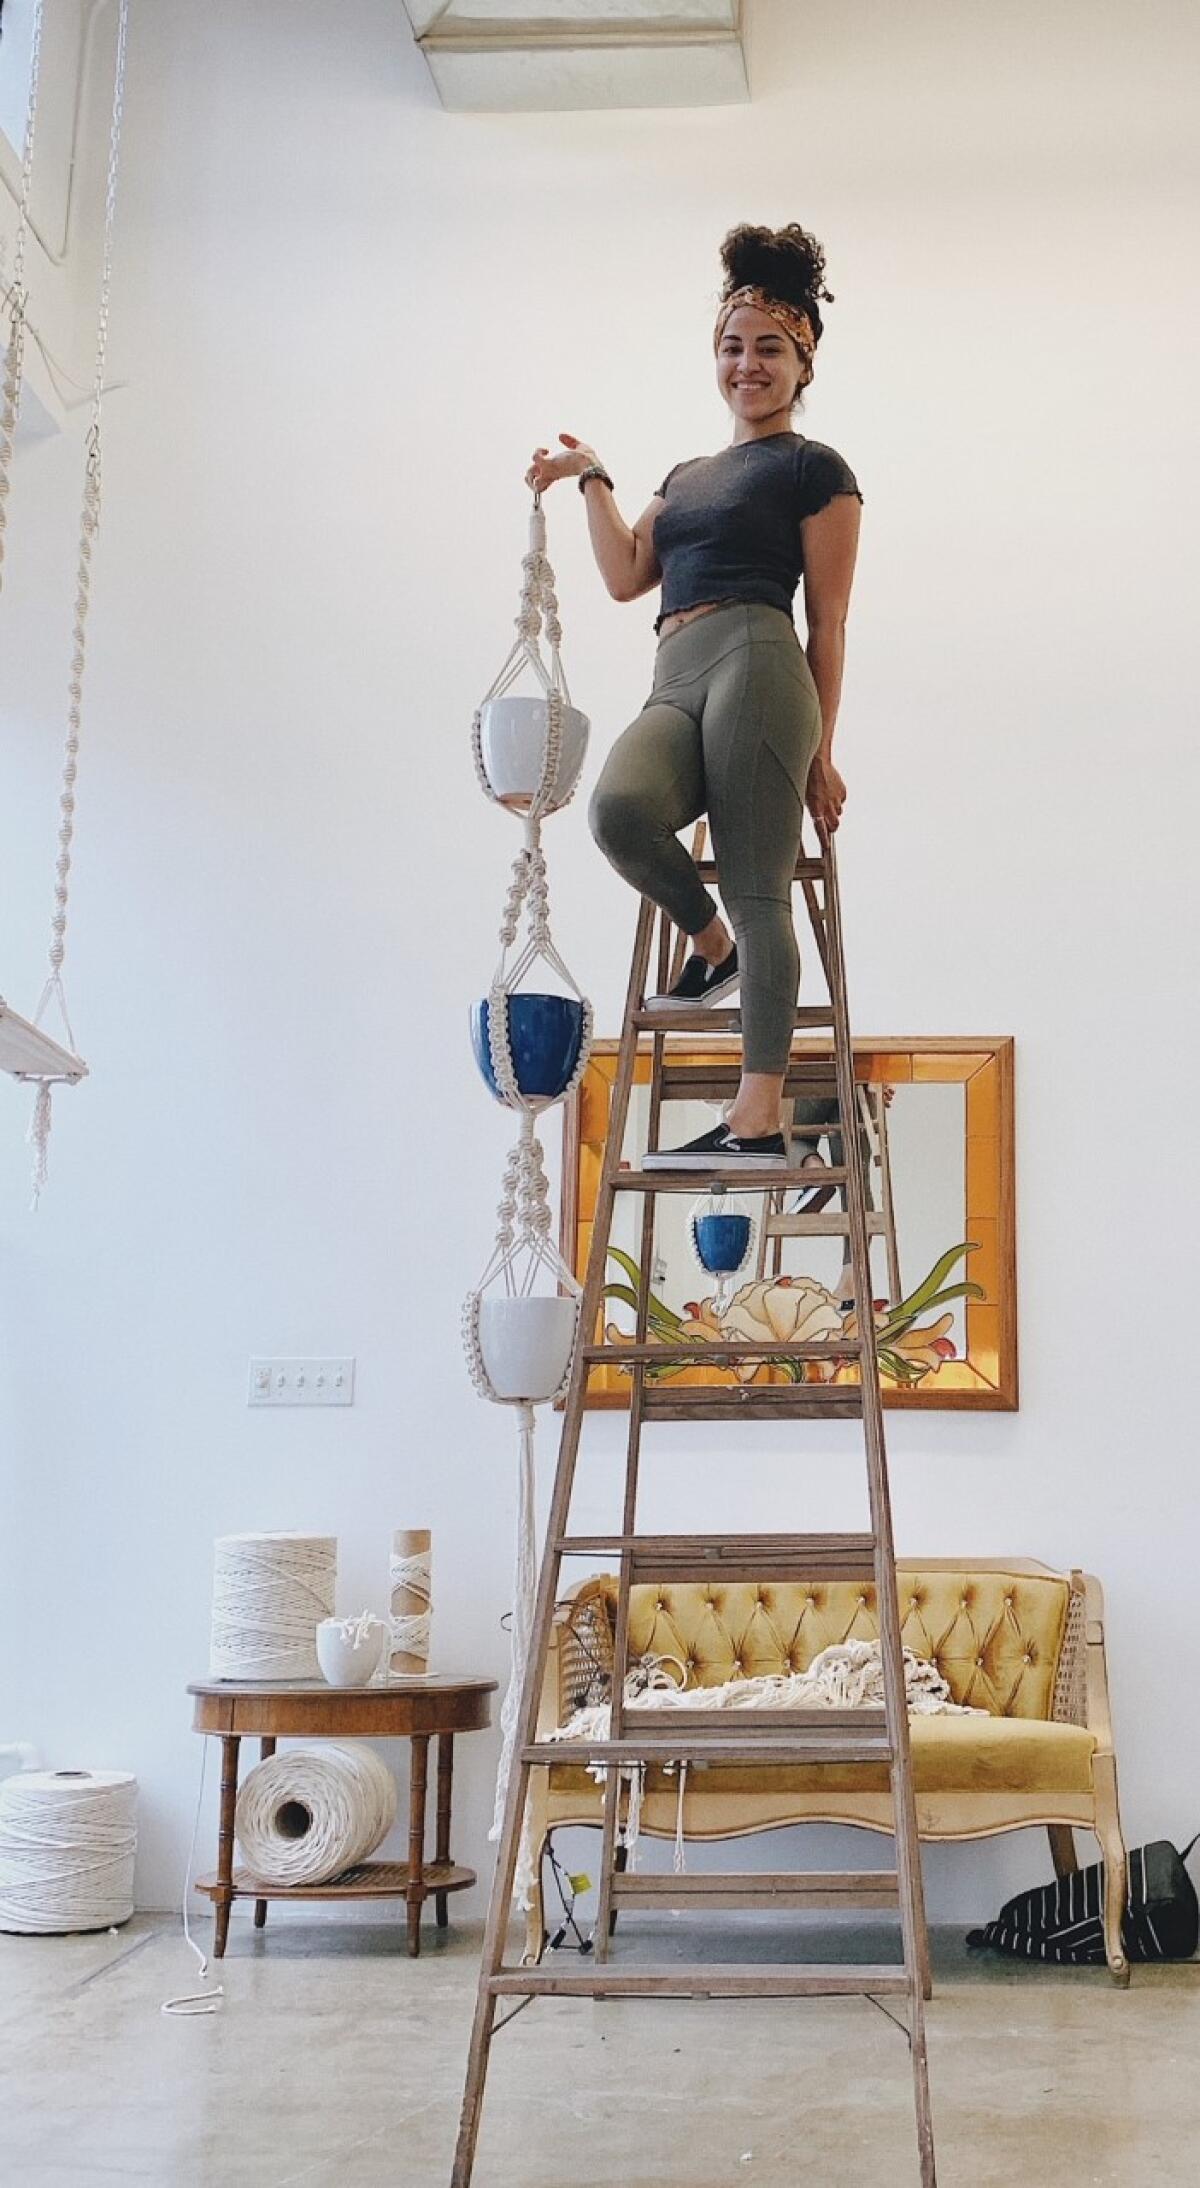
[643,1122,787,1172]
[787,1162,838,1216]
[644,946,739,1011]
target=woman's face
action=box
[715,303,805,421]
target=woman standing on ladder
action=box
[525,221,862,1170]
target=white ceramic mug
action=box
[315,1616,388,1688]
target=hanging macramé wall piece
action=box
[463,494,592,1906]
[0,0,133,1202]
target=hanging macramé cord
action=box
[0,0,45,592]
[2,0,130,1205]
[462,1123,582,1910]
[470,493,580,821]
[485,840,593,1113]
[463,1120,582,1406]
[473,494,592,1114]
[464,490,590,1908]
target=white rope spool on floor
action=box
[0,1769,136,1933]
[234,1744,396,1887]
[209,1533,337,1681]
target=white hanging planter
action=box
[474,1292,579,1404]
[477,694,589,814]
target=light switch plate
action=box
[248,1357,356,1407]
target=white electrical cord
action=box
[161,1738,224,2019]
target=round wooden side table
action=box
[187,1674,496,1958]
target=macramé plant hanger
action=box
[463,489,592,1904]
[0,0,130,1203]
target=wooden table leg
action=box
[254,1737,276,1929]
[407,1734,430,1958]
[214,1734,241,1960]
[435,1733,454,1928]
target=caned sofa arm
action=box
[536,1603,567,1741]
[536,1575,615,1739]
[1078,1569,1117,1758]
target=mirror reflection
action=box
[562,1040,1016,1410]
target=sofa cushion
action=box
[547,1713,1096,1802]
[601,1569,1073,1721]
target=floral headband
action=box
[713,284,816,368]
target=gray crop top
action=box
[651,430,861,635]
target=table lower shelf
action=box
[194,1859,476,1903]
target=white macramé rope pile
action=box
[388,1549,432,1665]
[556,1641,985,1746]
[234,1743,396,1888]
[0,1770,136,1934]
[209,1533,337,1680]
[553,1642,985,1875]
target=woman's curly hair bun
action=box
[719,221,834,344]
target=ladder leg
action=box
[819,830,937,2173]
[452,899,657,2185]
[596,913,666,1953]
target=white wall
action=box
[1,0,1197,1919]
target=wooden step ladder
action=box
[452,828,938,2187]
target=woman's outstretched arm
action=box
[525,432,662,602]
[800,493,862,835]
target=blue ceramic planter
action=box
[471,993,586,1104]
[692,1211,752,1275]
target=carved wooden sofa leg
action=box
[521,1840,547,1964]
[521,1775,550,1965]
[1094,1755,1130,1986]
[1047,1824,1078,1878]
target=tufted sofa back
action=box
[562,1567,1083,1723]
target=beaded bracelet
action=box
[578,463,614,494]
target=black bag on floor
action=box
[966,1837,1199,1965]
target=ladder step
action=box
[697,856,826,886]
[489,1963,909,1999]
[524,1722,891,1766]
[660,1063,840,1101]
[582,1338,862,1367]
[555,1532,876,1584]
[641,1384,865,1422]
[765,1213,886,1237]
[614,1180,882,1224]
[611,1168,803,1194]
[632,1005,835,1035]
[612,1872,900,1912]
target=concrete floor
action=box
[1,1911,1197,2186]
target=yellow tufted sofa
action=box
[526,1560,1130,1981]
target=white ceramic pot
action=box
[315,1617,388,1688]
[477,1294,578,1401]
[478,695,589,813]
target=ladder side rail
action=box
[821,832,937,2186]
[873,1079,904,1306]
[452,895,657,2188]
[595,900,671,1955]
[666,819,708,988]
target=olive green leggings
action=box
[588,601,822,1075]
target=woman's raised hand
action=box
[806,751,847,841]
[525,433,599,493]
